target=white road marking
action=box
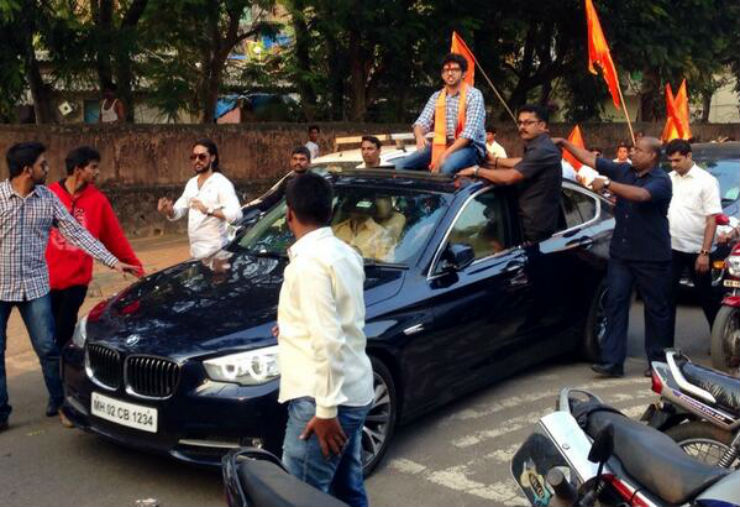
[389,458,427,475]
[439,377,652,426]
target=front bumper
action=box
[61,345,286,466]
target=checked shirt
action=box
[0,179,117,302]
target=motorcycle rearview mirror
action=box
[588,423,614,464]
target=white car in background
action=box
[312,133,420,169]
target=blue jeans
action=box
[394,144,481,175]
[282,398,372,507]
[601,258,673,367]
[0,294,64,421]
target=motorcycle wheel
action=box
[665,421,738,467]
[710,305,740,377]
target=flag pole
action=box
[616,82,635,145]
[470,57,518,128]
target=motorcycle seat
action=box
[586,411,729,504]
[680,360,740,414]
[236,458,350,507]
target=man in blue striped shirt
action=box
[0,142,137,431]
[395,53,486,175]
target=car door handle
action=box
[566,237,594,250]
[504,260,525,272]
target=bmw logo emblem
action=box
[125,334,141,346]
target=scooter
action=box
[642,350,740,468]
[512,387,740,506]
[710,240,740,377]
[222,448,349,507]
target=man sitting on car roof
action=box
[395,53,486,175]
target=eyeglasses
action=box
[442,67,462,74]
[517,119,541,127]
[190,153,208,162]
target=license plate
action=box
[724,279,740,288]
[91,392,158,433]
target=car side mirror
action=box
[441,243,475,272]
[588,423,614,464]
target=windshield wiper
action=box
[363,259,408,269]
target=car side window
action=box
[446,190,510,262]
[561,188,597,230]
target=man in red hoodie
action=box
[46,146,143,349]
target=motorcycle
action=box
[642,350,740,468]
[512,387,740,507]
[711,240,740,377]
[222,447,349,507]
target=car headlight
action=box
[727,254,740,277]
[72,315,88,348]
[203,346,280,385]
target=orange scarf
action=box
[431,84,468,170]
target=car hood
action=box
[88,251,404,358]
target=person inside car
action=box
[374,196,406,242]
[246,146,311,212]
[333,198,395,261]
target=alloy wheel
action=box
[361,370,393,470]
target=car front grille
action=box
[125,356,180,398]
[86,344,122,389]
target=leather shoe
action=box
[591,363,624,378]
[0,419,7,432]
[45,399,63,417]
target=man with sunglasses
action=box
[457,104,562,243]
[157,139,242,259]
[395,53,486,175]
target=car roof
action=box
[690,142,740,160]
[327,168,460,193]
[312,146,418,166]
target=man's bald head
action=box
[632,136,662,170]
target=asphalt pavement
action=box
[0,236,713,507]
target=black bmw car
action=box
[62,168,613,472]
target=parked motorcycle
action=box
[642,350,740,468]
[711,240,740,377]
[222,447,349,507]
[512,387,740,507]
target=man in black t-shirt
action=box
[245,146,312,212]
[457,104,562,243]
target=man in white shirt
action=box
[305,124,320,160]
[666,139,723,340]
[485,125,507,158]
[278,172,374,507]
[157,139,243,259]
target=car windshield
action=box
[694,158,740,206]
[231,185,448,265]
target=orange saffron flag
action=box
[451,31,475,86]
[661,84,680,142]
[674,79,691,140]
[585,0,620,109]
[563,125,586,171]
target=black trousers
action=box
[669,250,721,342]
[602,258,673,366]
[50,286,88,349]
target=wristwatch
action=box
[699,249,710,256]
[206,206,214,216]
[473,165,480,177]
[602,177,611,188]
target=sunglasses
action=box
[190,153,209,162]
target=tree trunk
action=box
[701,89,712,123]
[325,34,344,120]
[114,54,135,122]
[348,29,366,121]
[21,14,53,124]
[94,0,114,89]
[290,2,316,119]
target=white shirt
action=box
[486,140,507,158]
[668,164,722,253]
[561,160,577,181]
[277,227,374,418]
[305,141,319,160]
[612,157,632,164]
[170,172,243,259]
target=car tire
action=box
[710,305,740,377]
[665,421,737,467]
[582,281,608,362]
[362,357,397,476]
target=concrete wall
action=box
[1,122,738,238]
